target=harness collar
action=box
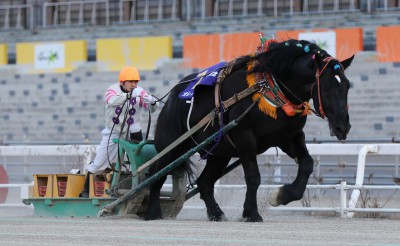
[247,60,311,119]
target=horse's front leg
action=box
[269,132,314,206]
[241,156,263,222]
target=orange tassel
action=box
[257,96,277,119]
[282,103,296,116]
[301,102,312,116]
[247,67,278,119]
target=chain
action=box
[108,171,139,197]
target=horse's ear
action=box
[340,55,355,70]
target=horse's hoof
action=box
[144,216,162,221]
[208,213,227,222]
[268,188,282,207]
[144,213,163,221]
[241,214,263,222]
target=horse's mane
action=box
[232,39,327,81]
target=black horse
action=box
[146,39,354,222]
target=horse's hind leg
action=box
[144,165,168,220]
[241,156,263,222]
[197,155,230,221]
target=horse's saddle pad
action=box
[179,62,227,99]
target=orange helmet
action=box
[118,66,140,82]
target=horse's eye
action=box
[334,75,341,84]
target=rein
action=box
[152,64,232,105]
[106,94,131,173]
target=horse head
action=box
[249,39,354,140]
[312,50,354,140]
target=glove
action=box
[126,90,142,101]
[130,89,142,98]
[142,94,156,105]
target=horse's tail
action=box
[181,158,196,188]
[169,157,196,191]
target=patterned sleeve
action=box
[105,87,128,106]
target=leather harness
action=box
[213,60,264,149]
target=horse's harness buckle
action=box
[215,105,227,115]
[257,80,268,93]
[222,104,229,113]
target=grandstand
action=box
[0,0,400,144]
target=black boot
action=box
[79,172,91,198]
[130,130,143,143]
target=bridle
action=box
[251,54,339,120]
[313,54,337,119]
[249,42,345,120]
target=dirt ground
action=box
[0,205,399,246]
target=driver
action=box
[79,66,158,198]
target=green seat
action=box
[111,138,158,189]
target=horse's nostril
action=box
[335,126,344,133]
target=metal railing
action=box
[185,181,400,219]
[0,0,399,30]
[200,143,397,218]
[301,0,358,14]
[119,0,179,23]
[0,4,33,30]
[42,0,109,27]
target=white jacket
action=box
[104,83,157,134]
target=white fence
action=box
[0,143,399,218]
[0,144,97,174]
[0,183,31,207]
[202,181,400,219]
